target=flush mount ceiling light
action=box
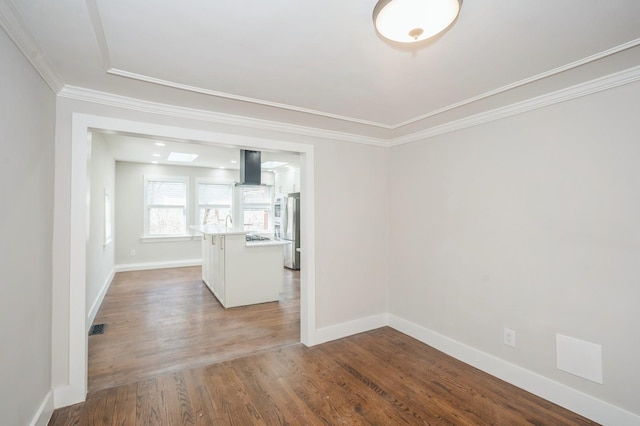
[373,0,461,43]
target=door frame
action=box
[57,113,316,405]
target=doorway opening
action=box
[59,113,316,404]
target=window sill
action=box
[140,235,198,243]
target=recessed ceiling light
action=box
[152,153,161,157]
[151,161,158,164]
[230,160,238,164]
[167,152,199,162]
[154,142,166,147]
[262,161,287,168]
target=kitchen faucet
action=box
[225,215,233,228]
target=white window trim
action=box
[238,185,274,232]
[143,174,189,237]
[195,178,233,226]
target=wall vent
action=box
[89,324,105,336]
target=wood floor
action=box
[88,266,300,392]
[51,327,598,425]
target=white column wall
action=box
[52,97,390,403]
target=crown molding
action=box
[392,38,640,129]
[103,39,640,133]
[0,0,64,93]
[59,64,640,149]
[107,68,392,130]
[58,85,389,146]
[85,0,110,71]
[388,65,640,146]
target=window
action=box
[144,175,188,236]
[197,182,232,226]
[241,185,273,232]
[104,189,112,247]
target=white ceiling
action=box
[3,0,640,141]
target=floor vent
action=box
[89,324,105,336]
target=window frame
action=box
[143,174,189,237]
[195,179,234,227]
[238,185,274,232]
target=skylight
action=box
[167,152,199,162]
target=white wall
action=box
[86,132,116,324]
[52,98,389,403]
[388,81,640,416]
[314,139,389,328]
[115,162,274,266]
[0,28,55,424]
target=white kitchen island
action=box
[190,225,289,308]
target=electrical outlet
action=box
[504,327,516,347]
[130,249,136,256]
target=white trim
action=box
[87,268,115,331]
[58,64,640,148]
[115,258,202,272]
[85,0,110,71]
[107,39,640,132]
[143,174,189,237]
[108,68,389,130]
[29,390,53,426]
[56,112,317,407]
[53,385,83,410]
[392,38,640,129]
[314,314,388,345]
[388,314,640,426]
[57,86,387,147]
[0,0,63,92]
[389,65,640,146]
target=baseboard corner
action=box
[314,313,388,345]
[387,314,640,426]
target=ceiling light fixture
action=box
[373,0,461,43]
[154,142,166,147]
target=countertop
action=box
[190,225,289,247]
[246,239,290,248]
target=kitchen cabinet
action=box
[194,226,288,308]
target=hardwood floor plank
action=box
[88,266,300,391]
[51,266,599,426]
[51,328,599,425]
[135,378,162,425]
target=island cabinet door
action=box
[211,235,226,305]
[201,235,210,287]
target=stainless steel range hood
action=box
[238,149,261,186]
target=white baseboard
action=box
[53,384,85,409]
[388,314,640,426]
[30,390,53,426]
[87,268,115,331]
[315,313,388,345]
[114,258,201,272]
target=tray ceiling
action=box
[3,0,640,141]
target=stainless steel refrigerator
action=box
[281,192,300,270]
